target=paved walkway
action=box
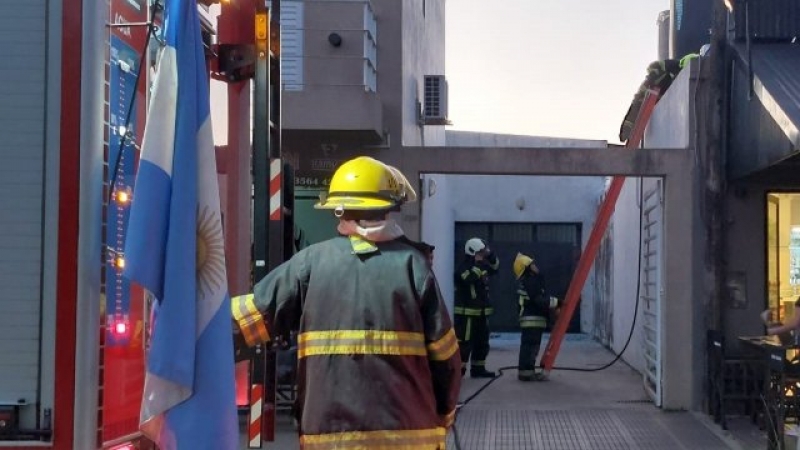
[241,334,766,449]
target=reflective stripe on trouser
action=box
[454,314,490,368]
[453,306,493,316]
[519,315,547,329]
[518,327,544,372]
[300,427,447,449]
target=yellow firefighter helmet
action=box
[315,156,417,214]
[513,252,536,279]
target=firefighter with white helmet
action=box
[232,156,461,449]
[513,252,560,381]
[454,237,500,378]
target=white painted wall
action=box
[607,178,648,373]
[401,0,446,146]
[420,175,455,314]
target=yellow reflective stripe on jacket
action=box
[300,427,446,449]
[231,293,270,346]
[460,267,476,280]
[348,235,379,254]
[426,328,458,361]
[297,330,426,359]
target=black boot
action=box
[517,369,535,382]
[470,367,496,378]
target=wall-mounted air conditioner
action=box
[423,75,449,125]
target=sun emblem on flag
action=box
[196,205,226,298]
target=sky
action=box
[445,0,670,145]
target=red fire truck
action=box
[0,0,287,448]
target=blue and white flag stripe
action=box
[123,1,238,449]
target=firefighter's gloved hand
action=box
[233,327,257,362]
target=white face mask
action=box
[337,218,405,242]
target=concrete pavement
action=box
[241,333,764,449]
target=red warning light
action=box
[114,321,128,335]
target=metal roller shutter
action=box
[0,0,46,406]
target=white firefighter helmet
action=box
[464,238,487,256]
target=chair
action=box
[275,334,298,413]
[762,344,800,449]
[707,330,765,430]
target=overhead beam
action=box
[399,145,690,177]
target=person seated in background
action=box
[761,300,799,345]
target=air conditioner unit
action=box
[423,75,449,125]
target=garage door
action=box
[455,222,582,332]
[0,0,46,406]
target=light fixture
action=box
[115,256,126,270]
[427,179,437,198]
[328,33,343,47]
[118,125,127,137]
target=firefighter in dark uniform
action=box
[619,53,700,142]
[454,237,500,378]
[514,252,560,381]
[231,156,461,449]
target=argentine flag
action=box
[123,0,238,448]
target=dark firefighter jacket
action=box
[232,235,461,450]
[517,271,556,329]
[619,54,699,142]
[453,253,499,316]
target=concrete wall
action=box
[401,0,446,146]
[282,0,384,134]
[420,175,455,313]
[446,131,604,149]
[724,183,783,350]
[640,63,701,409]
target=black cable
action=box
[107,1,162,205]
[451,421,462,450]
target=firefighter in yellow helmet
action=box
[231,156,461,449]
[514,252,559,381]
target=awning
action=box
[738,43,800,150]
